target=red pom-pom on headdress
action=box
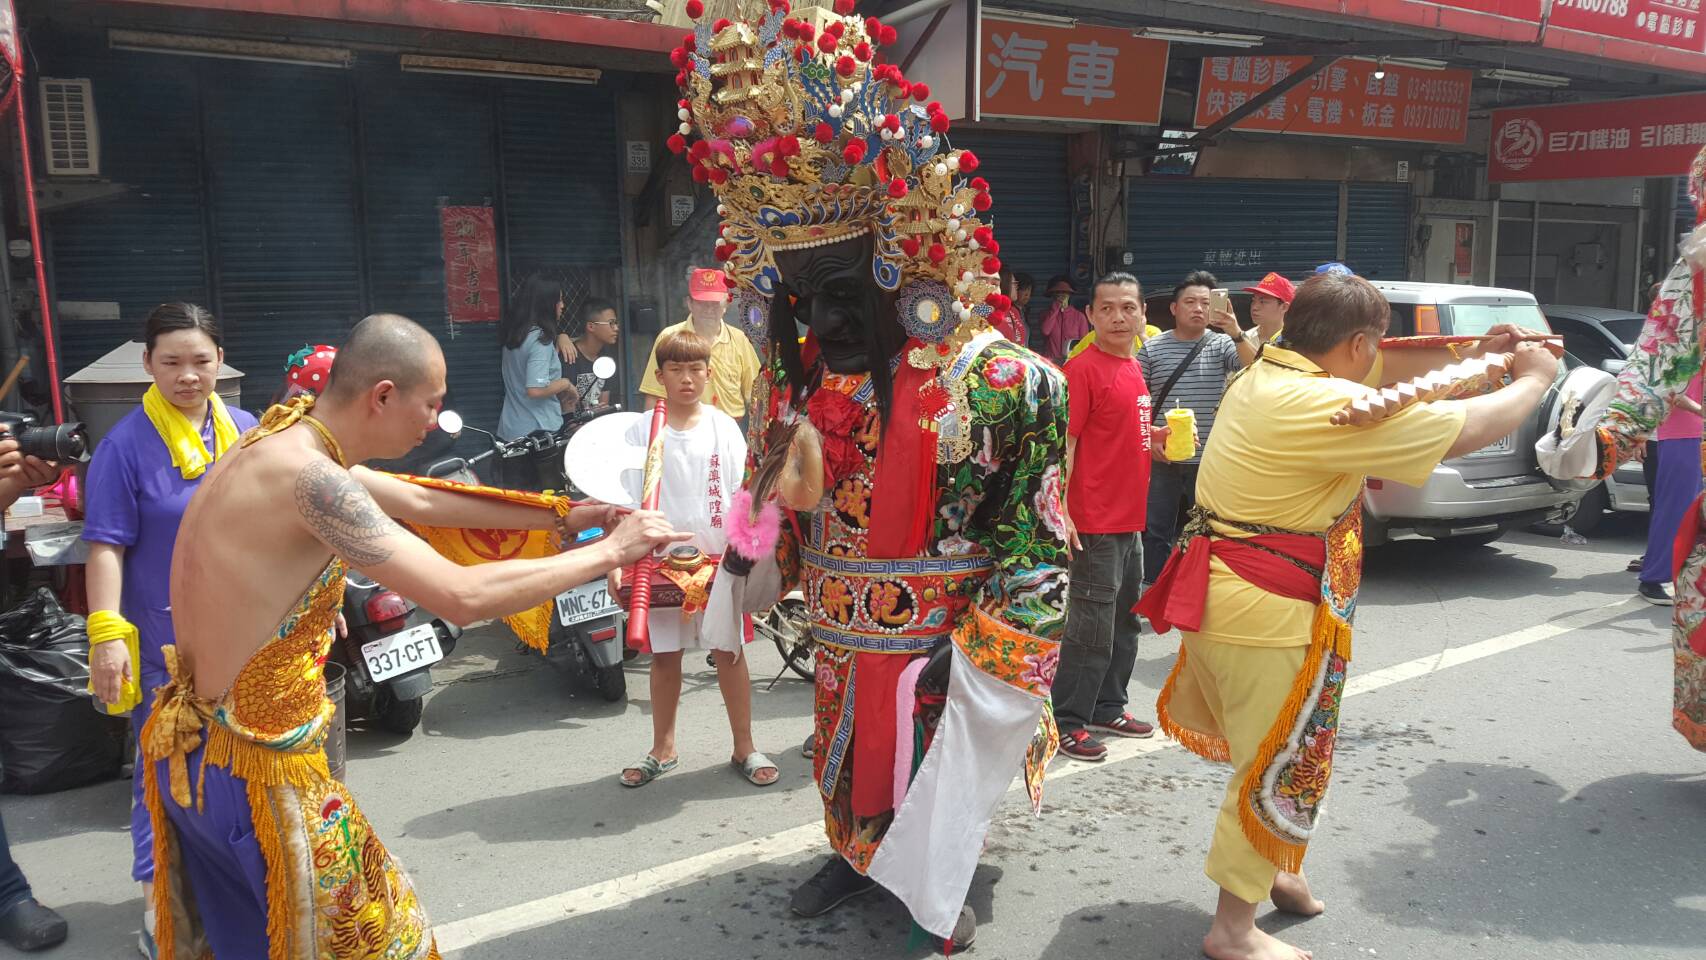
[887,179,909,199]
[834,0,857,14]
[959,150,981,172]
[843,140,868,164]
[817,32,838,53]
[667,134,687,154]
[813,122,835,143]
[836,55,857,77]
[685,0,704,17]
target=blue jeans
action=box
[0,811,35,913]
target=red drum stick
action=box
[626,399,668,649]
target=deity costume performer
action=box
[141,397,575,959]
[673,0,1069,945]
[1539,144,1706,752]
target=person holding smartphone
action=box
[1138,270,1245,583]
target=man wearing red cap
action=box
[1240,272,1296,362]
[640,267,763,420]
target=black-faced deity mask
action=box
[772,233,905,415]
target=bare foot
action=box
[1203,925,1313,960]
[1270,872,1325,917]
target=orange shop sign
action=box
[1193,56,1473,144]
[978,16,1167,125]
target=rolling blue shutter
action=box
[201,60,364,408]
[359,70,504,431]
[1126,179,1339,288]
[948,132,1070,333]
[1345,183,1410,281]
[500,83,621,271]
[37,45,209,380]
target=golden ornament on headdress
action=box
[666,0,1013,336]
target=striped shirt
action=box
[1138,331,1243,463]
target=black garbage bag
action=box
[0,588,125,794]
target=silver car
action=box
[1361,282,1588,547]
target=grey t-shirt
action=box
[1138,330,1243,463]
[498,334,564,440]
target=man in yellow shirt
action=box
[639,268,763,419]
[1137,272,1558,960]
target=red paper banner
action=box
[1194,56,1472,144]
[978,16,1167,125]
[1551,0,1702,54]
[438,205,501,324]
[1488,92,1706,182]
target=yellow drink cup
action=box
[1164,406,1197,461]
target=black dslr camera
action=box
[0,413,90,464]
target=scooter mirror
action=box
[592,356,617,380]
[438,410,464,435]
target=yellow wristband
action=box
[87,610,138,648]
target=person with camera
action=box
[80,303,257,958]
[0,435,68,951]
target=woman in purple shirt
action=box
[81,303,256,957]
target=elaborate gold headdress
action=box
[667,0,1012,343]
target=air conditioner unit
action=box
[38,78,100,177]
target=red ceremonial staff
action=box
[626,399,668,649]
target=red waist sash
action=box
[1135,530,1325,635]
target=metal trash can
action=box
[322,661,347,783]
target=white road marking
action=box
[436,596,1639,953]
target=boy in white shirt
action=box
[615,329,778,788]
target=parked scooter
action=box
[334,576,463,734]
[431,378,628,701]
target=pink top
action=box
[1042,304,1089,361]
[1657,373,1704,441]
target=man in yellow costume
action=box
[143,314,686,959]
[1137,274,1557,960]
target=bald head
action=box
[324,313,443,402]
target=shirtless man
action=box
[142,314,685,960]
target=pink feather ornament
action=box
[726,489,781,560]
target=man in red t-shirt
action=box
[1056,272,1172,761]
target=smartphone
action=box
[1209,288,1232,317]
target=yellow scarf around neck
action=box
[141,384,239,479]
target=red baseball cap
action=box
[1243,272,1296,304]
[688,268,730,303]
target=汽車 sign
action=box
[978,15,1167,124]
[1488,92,1706,182]
[1194,56,1472,144]
[438,205,501,324]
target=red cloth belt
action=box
[1134,530,1325,635]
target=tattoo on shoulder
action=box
[295,460,400,567]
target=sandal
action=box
[732,751,779,787]
[620,754,678,787]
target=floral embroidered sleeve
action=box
[1599,258,1702,468]
[937,343,1071,642]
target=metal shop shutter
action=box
[1126,179,1339,289]
[202,60,364,410]
[1345,183,1410,281]
[359,70,504,432]
[39,46,209,380]
[500,83,621,272]
[949,132,1070,332]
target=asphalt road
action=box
[9,513,1702,960]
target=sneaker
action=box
[1088,713,1155,739]
[947,905,977,951]
[1627,556,1645,573]
[1639,581,1674,606]
[1058,728,1107,762]
[789,857,876,917]
[0,899,67,952]
[138,927,157,960]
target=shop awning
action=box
[96,0,679,57]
